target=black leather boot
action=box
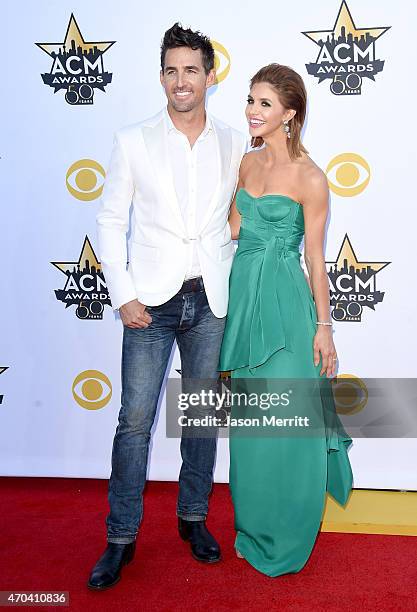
[178,518,221,563]
[87,542,136,590]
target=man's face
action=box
[160,46,215,113]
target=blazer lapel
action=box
[197,117,231,234]
[142,113,187,234]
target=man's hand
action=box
[119,299,152,329]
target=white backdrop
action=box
[1,0,416,489]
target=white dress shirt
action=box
[164,108,218,279]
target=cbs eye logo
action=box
[211,41,230,84]
[331,373,368,415]
[326,153,370,197]
[66,159,105,201]
[72,369,112,410]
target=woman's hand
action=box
[313,326,337,377]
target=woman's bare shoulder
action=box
[239,149,262,179]
[298,155,328,194]
[241,149,263,166]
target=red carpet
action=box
[0,478,416,611]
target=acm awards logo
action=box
[302,1,390,95]
[327,235,390,322]
[0,367,8,405]
[36,14,115,105]
[52,236,111,320]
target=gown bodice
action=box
[237,186,304,242]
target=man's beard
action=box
[169,92,197,113]
[170,101,196,112]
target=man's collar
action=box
[164,106,213,136]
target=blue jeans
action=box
[106,277,226,544]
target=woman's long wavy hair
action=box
[250,63,308,160]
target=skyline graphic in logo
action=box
[302,1,390,95]
[0,367,8,405]
[36,14,115,105]
[327,235,390,322]
[52,236,111,319]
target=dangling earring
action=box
[283,120,291,139]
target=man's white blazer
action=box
[96,109,247,317]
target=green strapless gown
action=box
[218,188,353,577]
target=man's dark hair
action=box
[160,22,215,74]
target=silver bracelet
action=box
[316,321,333,326]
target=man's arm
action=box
[96,131,151,328]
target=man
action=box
[88,22,246,590]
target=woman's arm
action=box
[228,154,250,240]
[228,188,242,240]
[302,167,337,377]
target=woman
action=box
[218,64,353,577]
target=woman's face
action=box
[245,81,294,140]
